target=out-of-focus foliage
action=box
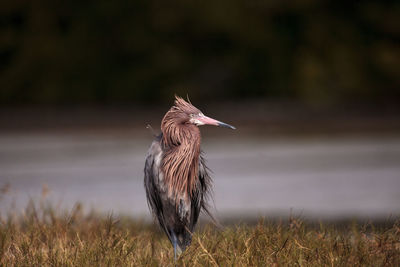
[0,0,399,106]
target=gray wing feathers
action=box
[144,138,171,238]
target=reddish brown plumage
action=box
[145,95,234,256]
[161,96,202,200]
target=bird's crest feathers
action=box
[173,95,200,115]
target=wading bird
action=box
[144,96,235,260]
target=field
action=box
[1,202,399,266]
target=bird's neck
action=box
[161,122,201,199]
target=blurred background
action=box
[0,0,399,221]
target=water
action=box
[1,131,399,219]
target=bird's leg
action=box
[171,232,178,262]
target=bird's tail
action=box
[202,199,223,230]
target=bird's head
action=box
[163,96,236,130]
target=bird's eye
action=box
[189,114,194,118]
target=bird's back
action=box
[144,133,212,251]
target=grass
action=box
[1,202,399,266]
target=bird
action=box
[144,96,235,260]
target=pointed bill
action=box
[193,114,236,129]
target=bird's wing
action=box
[144,135,170,236]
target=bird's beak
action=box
[195,114,236,129]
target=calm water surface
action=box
[1,131,399,219]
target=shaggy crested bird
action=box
[144,96,235,259]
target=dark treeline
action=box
[0,0,399,106]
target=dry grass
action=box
[1,202,399,266]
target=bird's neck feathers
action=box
[161,113,201,199]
